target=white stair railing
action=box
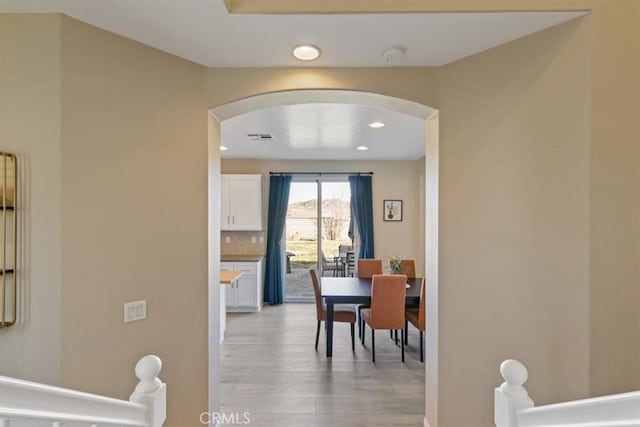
[495,359,640,427]
[0,355,166,427]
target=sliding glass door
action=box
[284,177,352,302]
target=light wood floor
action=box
[221,303,425,427]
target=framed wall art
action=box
[383,200,402,222]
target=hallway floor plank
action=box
[221,303,425,427]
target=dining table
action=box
[320,276,423,357]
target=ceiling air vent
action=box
[247,133,274,141]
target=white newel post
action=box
[130,355,167,427]
[495,359,534,427]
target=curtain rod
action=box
[269,172,373,176]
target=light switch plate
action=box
[251,236,257,243]
[124,300,147,323]
[225,236,231,244]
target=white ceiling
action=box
[0,0,584,67]
[221,103,427,160]
[1,1,585,160]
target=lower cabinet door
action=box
[225,284,235,307]
[235,276,257,308]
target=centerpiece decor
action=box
[389,256,402,274]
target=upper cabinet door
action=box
[221,174,262,231]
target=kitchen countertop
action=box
[220,270,243,284]
[221,255,264,262]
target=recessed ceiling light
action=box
[369,122,385,128]
[357,146,369,151]
[293,45,321,61]
[220,146,228,151]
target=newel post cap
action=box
[130,355,166,427]
[500,359,529,394]
[495,359,534,427]
[134,355,162,393]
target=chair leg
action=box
[372,329,376,363]
[350,322,355,352]
[401,328,405,363]
[357,307,362,339]
[389,330,393,339]
[315,320,321,350]
[420,330,424,363]
[394,329,398,345]
[361,322,366,345]
[404,319,409,345]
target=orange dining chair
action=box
[357,259,383,278]
[356,259,383,339]
[390,258,417,343]
[360,274,407,362]
[310,268,356,351]
[405,278,426,362]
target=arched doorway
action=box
[207,89,440,426]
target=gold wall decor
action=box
[0,152,17,329]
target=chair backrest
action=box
[338,244,352,254]
[309,268,324,320]
[357,259,383,278]
[418,278,426,330]
[389,259,416,278]
[369,274,407,329]
[346,252,356,276]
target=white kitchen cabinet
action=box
[221,259,264,312]
[221,174,262,230]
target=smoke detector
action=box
[383,46,405,64]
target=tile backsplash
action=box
[221,231,266,256]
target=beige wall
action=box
[0,14,62,385]
[436,18,592,426]
[206,68,438,111]
[2,3,639,427]
[588,0,640,396]
[207,5,640,426]
[60,17,208,426]
[221,159,425,272]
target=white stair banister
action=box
[0,355,166,427]
[494,359,534,427]
[129,355,166,427]
[495,359,640,427]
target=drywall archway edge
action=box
[207,88,440,427]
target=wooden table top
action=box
[220,270,243,284]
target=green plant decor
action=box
[389,256,402,274]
